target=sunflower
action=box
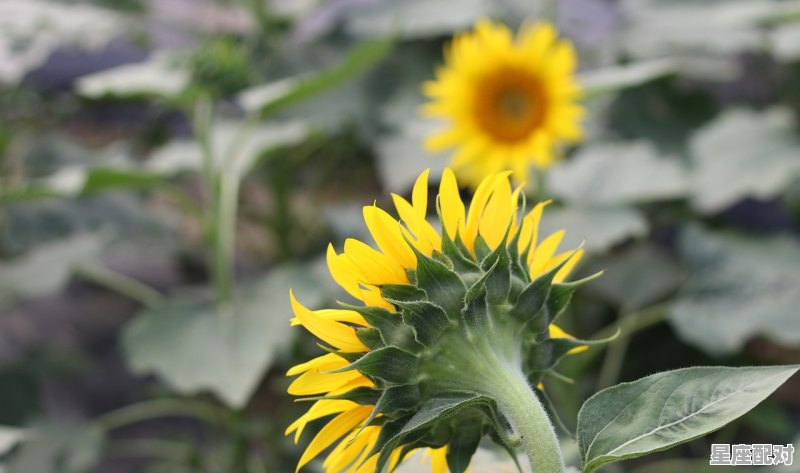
[287,169,596,473]
[422,20,584,187]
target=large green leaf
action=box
[669,226,800,355]
[7,421,105,473]
[0,233,104,307]
[539,206,648,254]
[689,107,800,213]
[549,141,688,205]
[122,263,330,407]
[577,365,799,473]
[621,0,792,59]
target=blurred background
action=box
[1,0,799,472]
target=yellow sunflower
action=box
[286,169,591,473]
[423,19,584,187]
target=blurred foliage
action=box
[1,0,799,472]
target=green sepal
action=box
[342,303,422,353]
[297,386,381,405]
[407,243,467,318]
[440,227,481,273]
[327,346,419,385]
[473,235,492,263]
[356,327,384,350]
[545,271,603,325]
[479,236,511,305]
[446,422,485,473]
[396,301,451,347]
[462,278,488,327]
[358,384,422,439]
[537,387,575,438]
[381,284,427,304]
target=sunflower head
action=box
[287,169,600,473]
[423,19,584,187]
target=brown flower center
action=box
[475,68,547,143]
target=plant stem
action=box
[489,365,565,473]
[215,170,240,312]
[95,399,222,431]
[75,265,162,308]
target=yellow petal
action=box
[343,238,409,285]
[363,205,416,268]
[291,290,368,353]
[287,363,363,396]
[296,405,373,472]
[392,194,441,255]
[412,168,430,220]
[439,168,466,241]
[529,229,564,278]
[285,398,357,442]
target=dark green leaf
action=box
[577,365,800,473]
[446,422,484,473]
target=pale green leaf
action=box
[122,262,330,407]
[0,233,104,305]
[549,141,689,205]
[669,226,800,355]
[578,365,799,473]
[539,206,648,253]
[689,108,800,213]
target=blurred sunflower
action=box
[287,169,592,473]
[423,20,584,187]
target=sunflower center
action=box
[475,69,546,143]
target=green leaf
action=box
[689,107,800,213]
[579,59,678,99]
[122,263,328,407]
[549,141,688,205]
[669,225,800,355]
[237,37,394,118]
[577,365,799,473]
[0,233,104,307]
[539,206,648,254]
[0,426,27,456]
[7,421,105,473]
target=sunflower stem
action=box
[489,365,565,473]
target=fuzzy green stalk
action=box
[428,325,565,473]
